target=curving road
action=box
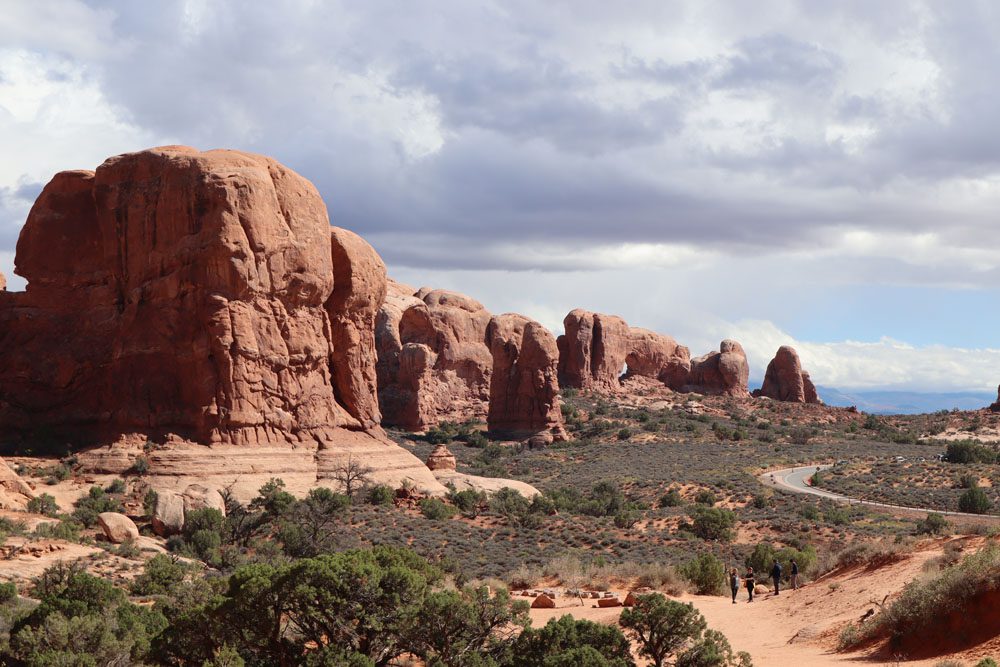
[760,464,1000,521]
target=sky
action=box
[1,0,999,393]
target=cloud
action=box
[1,1,999,390]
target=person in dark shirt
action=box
[771,559,783,596]
[790,558,799,590]
[745,567,756,602]
[729,568,740,604]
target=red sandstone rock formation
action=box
[0,271,5,291]
[754,345,820,404]
[487,313,568,443]
[376,284,493,430]
[989,385,1000,413]
[0,146,443,500]
[425,444,457,471]
[684,339,750,397]
[557,309,691,392]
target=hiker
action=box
[729,567,740,604]
[790,558,799,590]
[771,559,782,596]
[745,567,755,602]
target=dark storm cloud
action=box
[4,0,1000,277]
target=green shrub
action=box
[0,581,16,602]
[915,513,950,536]
[27,493,60,517]
[73,485,124,527]
[946,440,997,464]
[679,553,727,595]
[366,485,395,506]
[959,486,992,514]
[512,614,632,666]
[659,489,684,508]
[693,490,717,506]
[106,478,127,494]
[420,498,456,521]
[975,659,998,667]
[131,456,150,475]
[617,428,633,441]
[34,518,82,542]
[688,507,736,542]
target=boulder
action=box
[180,484,226,515]
[597,597,622,608]
[754,346,820,404]
[531,594,556,609]
[425,444,457,471]
[685,340,750,397]
[623,592,638,607]
[0,457,35,510]
[487,314,567,441]
[152,490,185,536]
[0,146,446,500]
[97,512,139,543]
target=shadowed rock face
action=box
[487,313,568,443]
[754,345,820,404]
[0,146,444,499]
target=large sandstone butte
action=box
[376,281,567,441]
[754,345,820,404]
[0,146,444,500]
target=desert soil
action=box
[529,537,1000,666]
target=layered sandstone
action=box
[557,309,690,392]
[425,444,457,471]
[487,314,567,443]
[376,283,493,430]
[0,457,34,510]
[754,346,820,404]
[0,146,444,500]
[684,340,750,397]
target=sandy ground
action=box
[528,538,999,666]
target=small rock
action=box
[531,594,556,609]
[598,597,622,608]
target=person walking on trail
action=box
[729,568,740,604]
[745,567,755,602]
[790,558,799,590]
[771,559,783,596]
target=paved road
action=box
[760,464,1000,521]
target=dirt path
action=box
[528,539,996,666]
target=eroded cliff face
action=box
[376,281,567,441]
[0,146,443,499]
[487,314,568,443]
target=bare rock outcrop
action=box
[0,457,34,510]
[376,284,493,430]
[425,444,457,471]
[754,346,820,404]
[684,340,750,397]
[487,314,568,443]
[557,309,691,392]
[0,271,5,291]
[989,385,1000,413]
[0,146,444,500]
[152,490,186,537]
[97,512,139,543]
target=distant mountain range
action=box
[814,386,996,415]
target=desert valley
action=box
[0,146,997,666]
[4,2,1000,665]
